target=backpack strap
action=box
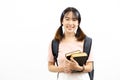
[51,39,59,80]
[83,36,94,80]
[83,36,92,59]
[51,39,59,66]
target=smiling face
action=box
[62,11,79,34]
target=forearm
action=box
[83,61,93,72]
[48,65,64,72]
[48,62,64,72]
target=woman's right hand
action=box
[62,59,72,73]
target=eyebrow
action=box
[64,16,69,18]
[65,16,77,20]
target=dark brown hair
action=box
[54,7,86,42]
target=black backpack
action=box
[51,36,94,80]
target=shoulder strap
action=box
[51,39,59,66]
[51,39,59,80]
[83,36,94,80]
[83,36,92,58]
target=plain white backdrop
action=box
[0,0,120,80]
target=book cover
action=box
[65,50,88,66]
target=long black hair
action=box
[54,7,86,41]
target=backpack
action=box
[51,36,94,80]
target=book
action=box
[65,50,88,66]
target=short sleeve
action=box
[48,41,54,62]
[87,41,94,62]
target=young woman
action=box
[48,7,94,80]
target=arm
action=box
[48,61,64,72]
[48,60,74,73]
[82,61,93,72]
[48,41,63,72]
[83,40,94,72]
[48,41,72,73]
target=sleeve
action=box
[87,40,94,62]
[48,41,54,62]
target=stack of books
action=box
[65,50,88,66]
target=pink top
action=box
[48,40,94,66]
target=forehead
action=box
[64,11,77,19]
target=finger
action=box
[64,69,71,73]
[70,57,76,62]
[70,58,79,65]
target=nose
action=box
[69,20,73,25]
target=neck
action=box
[63,32,76,41]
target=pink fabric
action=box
[48,40,94,66]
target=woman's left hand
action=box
[68,58,80,70]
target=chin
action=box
[67,31,74,34]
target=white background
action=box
[0,0,120,80]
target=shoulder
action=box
[51,39,60,48]
[84,36,92,45]
[85,36,92,41]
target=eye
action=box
[65,18,69,21]
[73,18,77,21]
